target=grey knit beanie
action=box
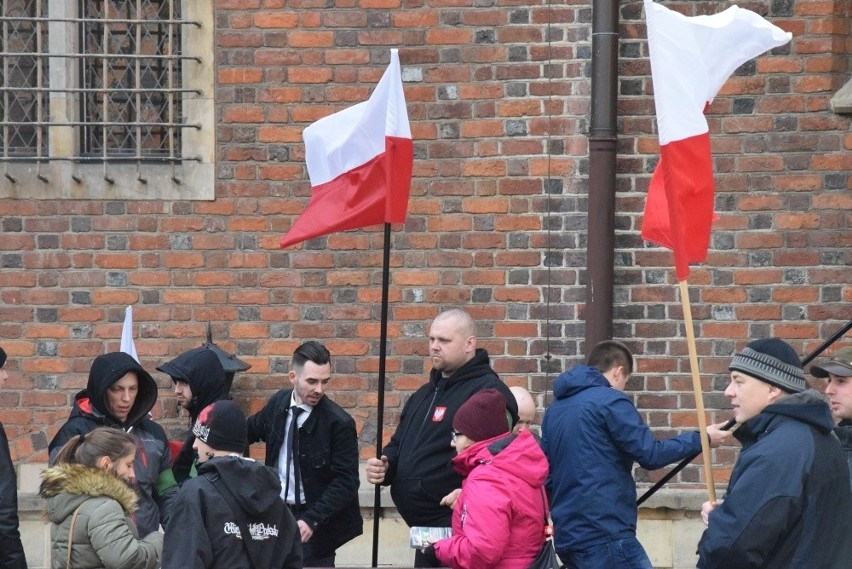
[729,338,805,393]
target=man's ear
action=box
[289,369,297,387]
[766,384,785,402]
[465,335,476,353]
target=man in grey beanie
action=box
[697,338,852,569]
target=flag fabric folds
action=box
[279,49,413,248]
[120,305,139,362]
[640,0,791,280]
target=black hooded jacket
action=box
[0,422,27,569]
[157,348,228,483]
[697,390,852,568]
[381,348,518,526]
[47,352,176,536]
[162,456,301,569]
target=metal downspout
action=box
[585,0,619,355]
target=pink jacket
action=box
[434,430,549,569]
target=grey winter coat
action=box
[40,463,162,569]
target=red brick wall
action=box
[0,0,849,492]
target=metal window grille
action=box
[0,0,201,167]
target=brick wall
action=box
[0,0,849,496]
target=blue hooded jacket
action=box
[541,365,700,553]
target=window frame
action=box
[0,0,214,200]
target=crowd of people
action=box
[1,310,852,569]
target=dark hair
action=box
[588,340,633,376]
[292,341,331,370]
[54,428,137,468]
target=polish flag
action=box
[279,49,413,248]
[640,0,791,280]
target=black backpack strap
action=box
[210,475,257,569]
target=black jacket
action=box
[381,348,517,527]
[834,419,852,493]
[0,423,27,569]
[48,352,176,536]
[247,389,363,558]
[697,390,852,568]
[162,456,301,569]
[157,347,229,483]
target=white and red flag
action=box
[640,0,791,280]
[279,49,413,248]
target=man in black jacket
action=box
[157,347,229,483]
[48,351,177,536]
[247,341,362,567]
[163,400,301,569]
[810,346,852,491]
[0,347,27,569]
[365,308,517,567]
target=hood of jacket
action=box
[198,456,283,518]
[429,348,519,426]
[553,365,610,400]
[40,463,138,523]
[737,389,836,444]
[451,430,549,488]
[80,352,158,428]
[157,347,228,420]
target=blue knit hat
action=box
[729,338,805,393]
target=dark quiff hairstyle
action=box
[53,427,137,468]
[292,340,331,370]
[587,340,634,376]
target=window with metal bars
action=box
[0,0,214,200]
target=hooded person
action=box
[48,352,177,536]
[157,347,229,483]
[430,388,549,569]
[162,400,302,569]
[697,338,852,569]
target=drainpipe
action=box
[585,0,619,356]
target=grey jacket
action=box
[40,463,162,569]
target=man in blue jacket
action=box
[541,340,728,569]
[697,338,852,568]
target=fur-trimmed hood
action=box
[40,463,138,523]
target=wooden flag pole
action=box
[679,279,717,502]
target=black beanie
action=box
[729,338,805,393]
[453,388,510,442]
[193,400,247,453]
[0,346,6,369]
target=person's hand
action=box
[366,456,389,484]
[701,500,722,527]
[440,488,461,509]
[297,519,314,543]
[706,421,735,448]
